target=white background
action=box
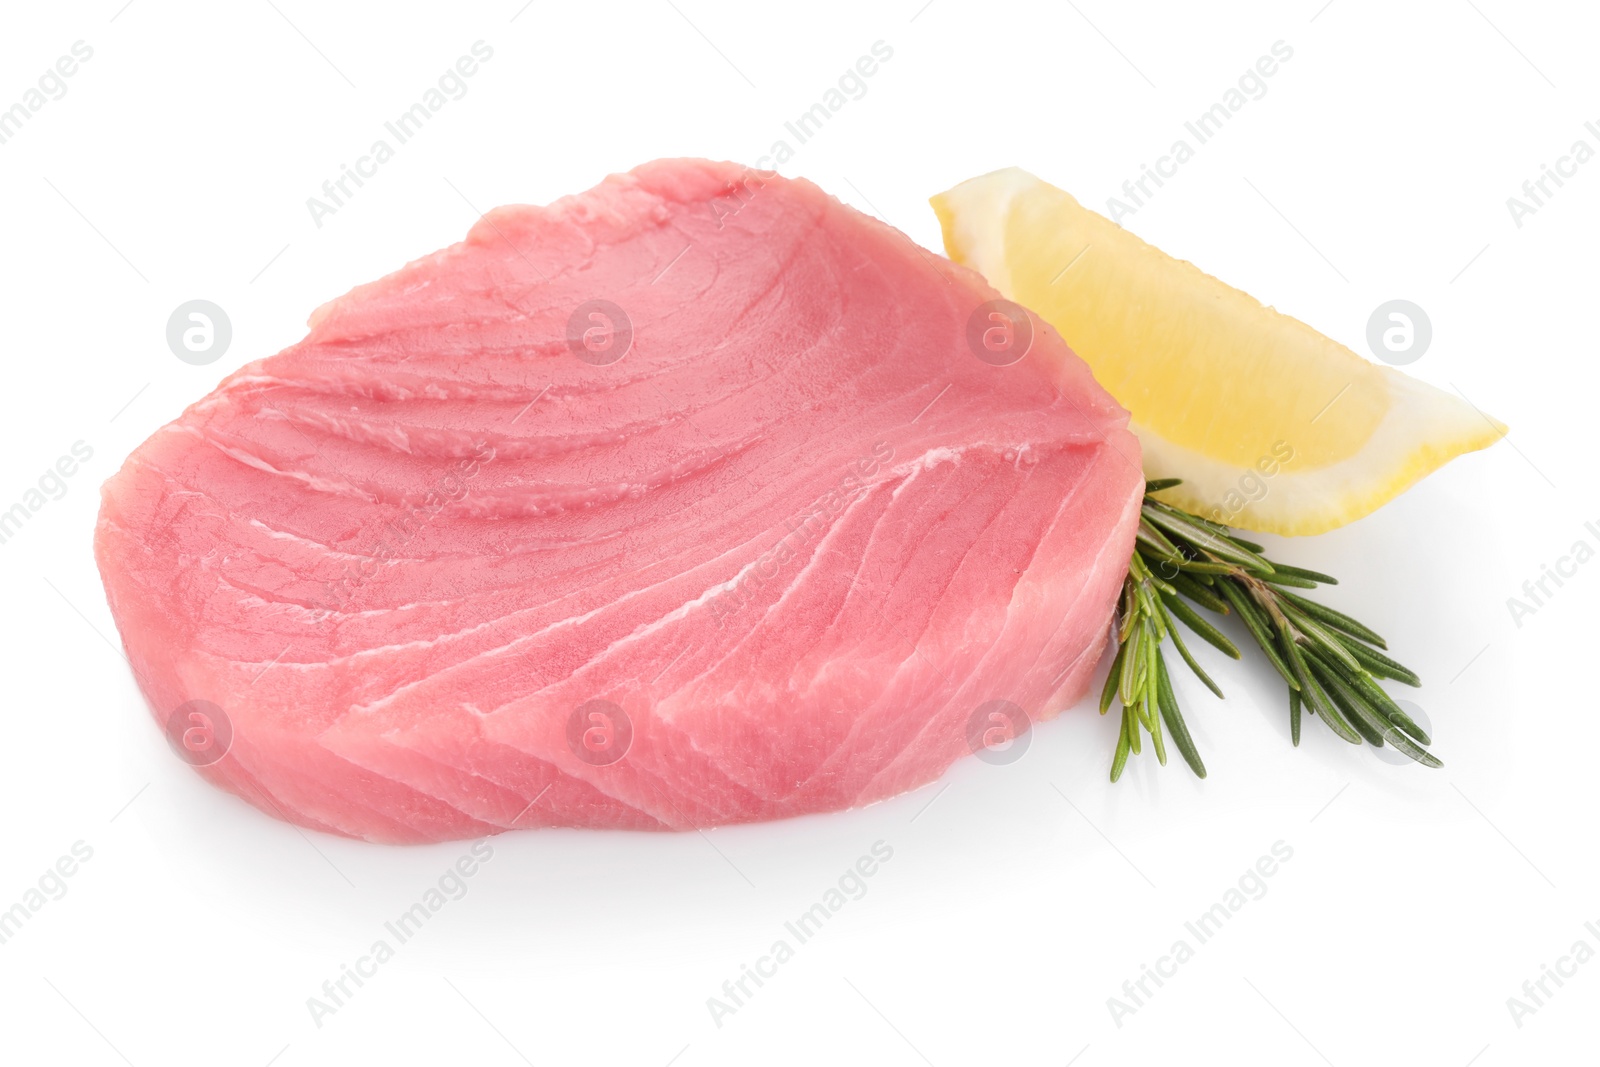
[0,1,1594,1064]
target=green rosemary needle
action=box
[1103,478,1436,780]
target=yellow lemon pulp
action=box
[932,168,1505,536]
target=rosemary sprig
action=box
[1103,478,1436,780]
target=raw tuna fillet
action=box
[95,159,1143,843]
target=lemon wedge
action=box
[931,168,1505,536]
